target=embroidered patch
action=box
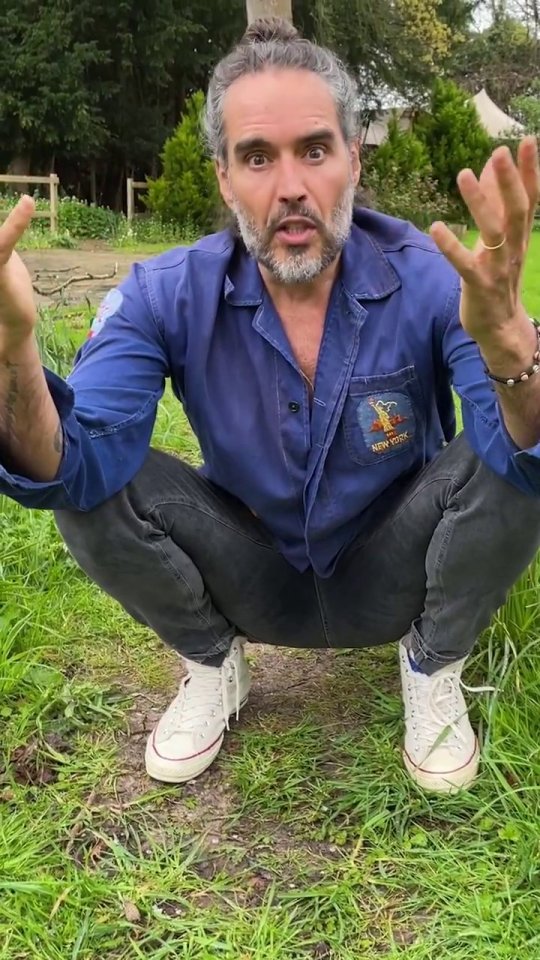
[356,391,414,455]
[87,288,123,339]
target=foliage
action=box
[294,0,471,102]
[0,3,107,162]
[57,197,118,240]
[371,113,432,181]
[0,0,247,203]
[510,79,540,137]
[450,13,539,110]
[114,215,199,249]
[362,169,462,230]
[415,78,492,201]
[144,91,220,233]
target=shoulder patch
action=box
[88,288,124,339]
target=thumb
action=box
[0,196,35,267]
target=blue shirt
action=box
[3,208,540,577]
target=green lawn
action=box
[1,236,540,958]
[465,229,540,318]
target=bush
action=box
[415,79,492,202]
[0,192,119,241]
[371,113,432,181]
[144,90,220,233]
[57,197,118,239]
[361,169,463,231]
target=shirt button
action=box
[288,401,300,413]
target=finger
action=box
[430,221,476,280]
[0,196,35,265]
[456,166,505,249]
[491,145,529,249]
[517,135,540,232]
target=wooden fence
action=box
[126,177,147,223]
[0,173,59,233]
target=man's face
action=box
[216,68,361,285]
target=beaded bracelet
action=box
[485,320,540,387]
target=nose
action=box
[276,157,308,206]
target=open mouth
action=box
[274,218,317,246]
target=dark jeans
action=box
[54,434,540,676]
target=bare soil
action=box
[21,247,139,307]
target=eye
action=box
[307,145,327,161]
[247,153,268,168]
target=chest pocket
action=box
[342,365,422,466]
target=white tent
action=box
[361,109,413,147]
[471,88,525,139]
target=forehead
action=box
[222,68,343,149]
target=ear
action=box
[349,139,361,186]
[215,159,234,210]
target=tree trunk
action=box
[90,160,97,205]
[6,154,32,195]
[246,0,293,24]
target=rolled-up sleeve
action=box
[442,278,540,496]
[0,261,169,510]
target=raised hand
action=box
[430,136,539,345]
[0,195,38,347]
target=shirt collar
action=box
[224,206,401,306]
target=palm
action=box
[429,136,539,342]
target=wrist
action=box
[0,332,39,366]
[476,312,537,379]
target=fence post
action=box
[50,174,59,234]
[127,177,134,223]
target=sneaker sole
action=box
[403,738,480,794]
[145,694,249,784]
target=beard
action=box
[231,180,355,285]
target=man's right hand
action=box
[0,196,37,350]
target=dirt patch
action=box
[21,249,143,308]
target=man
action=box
[1,17,540,795]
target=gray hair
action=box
[203,17,360,165]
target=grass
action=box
[465,229,540,318]
[1,236,540,958]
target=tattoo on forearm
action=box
[5,361,18,442]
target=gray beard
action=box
[232,181,355,285]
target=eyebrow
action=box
[233,128,337,159]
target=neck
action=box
[259,256,341,312]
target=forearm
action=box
[0,336,63,481]
[477,311,540,450]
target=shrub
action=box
[415,79,492,201]
[57,198,118,239]
[371,113,432,181]
[361,169,463,231]
[144,91,220,233]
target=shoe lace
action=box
[170,655,241,734]
[409,670,495,753]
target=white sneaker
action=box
[145,637,251,783]
[399,641,481,793]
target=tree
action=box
[450,13,540,109]
[293,0,468,104]
[372,114,432,180]
[0,1,107,173]
[144,91,220,232]
[510,78,540,134]
[415,78,492,199]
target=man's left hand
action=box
[430,136,539,347]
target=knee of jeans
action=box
[54,490,127,560]
[474,460,540,531]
